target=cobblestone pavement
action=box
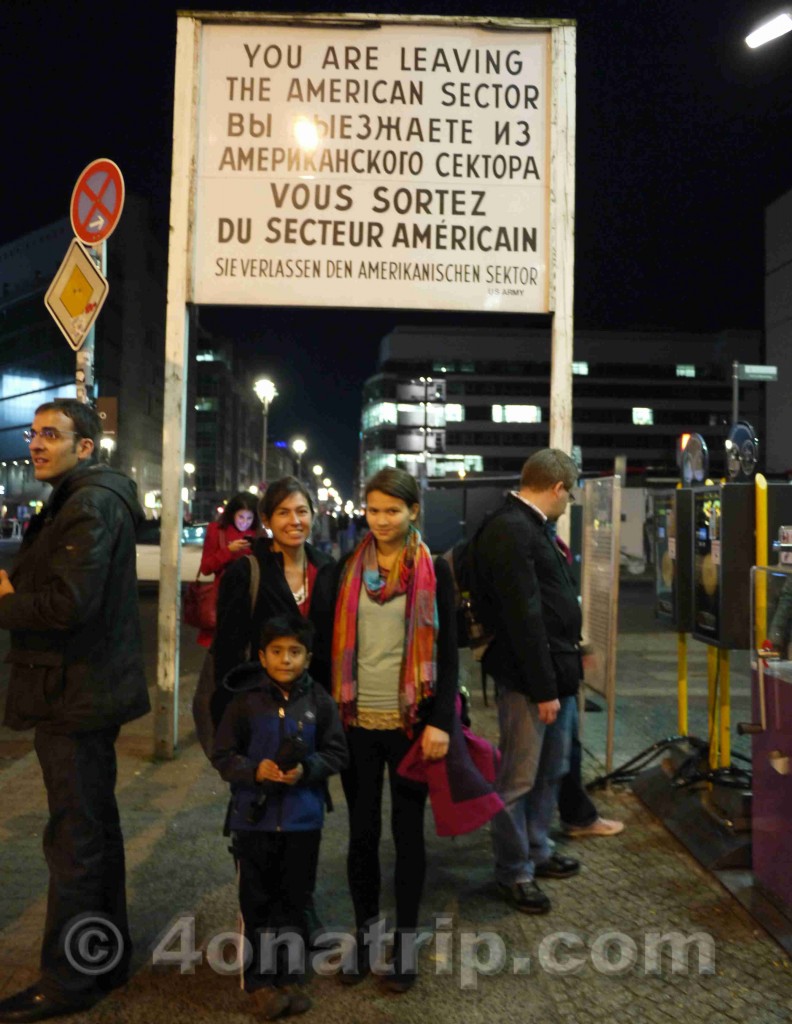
[0,582,790,1023]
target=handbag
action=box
[193,554,261,758]
[183,526,228,631]
[183,576,219,631]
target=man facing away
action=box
[475,448,583,914]
[0,399,149,1023]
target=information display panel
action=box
[692,484,754,649]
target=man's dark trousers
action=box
[34,725,129,1002]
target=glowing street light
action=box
[312,464,323,477]
[746,12,792,47]
[291,437,307,478]
[254,377,278,485]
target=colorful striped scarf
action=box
[331,526,438,732]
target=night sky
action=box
[3,0,792,494]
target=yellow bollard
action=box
[677,632,688,735]
[718,647,730,768]
[755,474,768,649]
[707,645,719,770]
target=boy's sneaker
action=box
[562,816,625,838]
[251,987,290,1020]
[285,987,313,1015]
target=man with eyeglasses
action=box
[0,399,149,1023]
[472,448,585,916]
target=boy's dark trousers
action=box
[235,829,322,992]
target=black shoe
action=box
[379,972,417,994]
[497,880,551,915]
[0,986,97,1023]
[534,853,580,879]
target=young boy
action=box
[212,614,348,1019]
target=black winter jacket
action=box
[211,540,335,730]
[0,464,150,734]
[475,494,582,703]
[212,664,348,832]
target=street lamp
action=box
[183,462,195,517]
[746,12,792,47]
[291,437,307,478]
[254,377,278,486]
[312,464,323,477]
[99,437,115,463]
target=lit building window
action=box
[492,404,542,423]
[572,361,589,375]
[632,407,654,426]
[676,364,696,378]
[362,402,397,430]
[445,404,464,422]
[364,451,397,476]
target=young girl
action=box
[329,468,457,993]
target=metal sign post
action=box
[732,360,778,424]
[75,242,105,403]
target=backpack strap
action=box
[246,553,260,616]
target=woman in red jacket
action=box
[196,492,260,648]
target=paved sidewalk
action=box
[1,588,790,1023]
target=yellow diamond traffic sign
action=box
[44,238,109,351]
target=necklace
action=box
[289,552,309,606]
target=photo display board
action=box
[192,21,552,312]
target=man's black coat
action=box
[0,464,150,734]
[475,494,582,703]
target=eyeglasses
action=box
[563,485,576,503]
[23,428,79,444]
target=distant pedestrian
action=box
[548,523,624,839]
[0,399,149,1022]
[212,615,347,1019]
[194,492,259,649]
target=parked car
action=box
[136,520,208,583]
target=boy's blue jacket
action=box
[212,662,348,832]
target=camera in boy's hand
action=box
[247,732,309,824]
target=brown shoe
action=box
[250,988,290,1020]
[284,987,313,1016]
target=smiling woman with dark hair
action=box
[203,477,336,731]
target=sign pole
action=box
[75,242,104,404]
[156,14,199,759]
[549,24,577,542]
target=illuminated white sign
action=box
[193,22,551,313]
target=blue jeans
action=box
[491,691,576,884]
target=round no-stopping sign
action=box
[70,158,125,246]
